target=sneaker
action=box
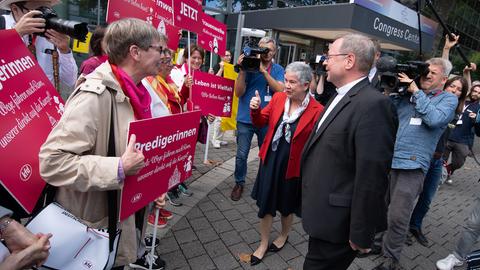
[178,183,193,197]
[159,209,173,219]
[147,214,167,228]
[436,254,463,270]
[166,190,183,206]
[446,178,453,185]
[144,235,160,249]
[219,140,228,146]
[129,251,165,270]
[212,141,220,149]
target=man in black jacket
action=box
[301,33,398,270]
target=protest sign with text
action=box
[106,0,181,50]
[198,12,227,56]
[120,111,201,220]
[0,30,64,213]
[173,0,202,33]
[191,71,234,117]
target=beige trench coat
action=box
[39,62,143,266]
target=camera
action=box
[237,40,270,72]
[377,56,430,94]
[34,6,88,42]
[312,55,327,76]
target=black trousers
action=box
[303,237,357,270]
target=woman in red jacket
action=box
[248,62,323,265]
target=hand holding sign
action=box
[121,134,145,176]
[250,90,261,110]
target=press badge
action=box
[410,118,422,125]
[264,95,272,102]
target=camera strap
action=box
[27,35,37,60]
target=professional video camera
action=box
[377,56,430,94]
[35,6,88,42]
[238,39,270,72]
[310,55,327,76]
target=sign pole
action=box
[148,208,160,270]
[203,121,211,164]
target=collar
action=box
[336,76,367,96]
[368,67,377,82]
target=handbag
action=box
[467,249,480,270]
[27,90,121,269]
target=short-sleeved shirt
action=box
[237,63,285,124]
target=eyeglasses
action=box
[149,45,168,54]
[325,53,349,61]
[159,58,173,64]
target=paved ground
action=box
[146,132,480,270]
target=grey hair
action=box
[259,36,277,48]
[426,58,453,77]
[104,18,166,65]
[285,62,313,86]
[337,34,375,74]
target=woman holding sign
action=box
[39,18,167,270]
[248,62,323,265]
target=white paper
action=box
[27,203,116,270]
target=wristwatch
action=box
[0,217,13,240]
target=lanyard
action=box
[265,63,273,96]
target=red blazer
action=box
[251,92,323,180]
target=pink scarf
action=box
[111,64,152,120]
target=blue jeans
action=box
[234,122,267,185]
[409,157,443,230]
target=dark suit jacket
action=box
[251,92,323,180]
[301,78,398,248]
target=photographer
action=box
[231,37,284,201]
[374,58,458,270]
[0,0,78,88]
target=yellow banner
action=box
[221,63,238,131]
[72,32,92,54]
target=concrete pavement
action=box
[148,132,480,270]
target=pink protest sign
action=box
[191,71,234,117]
[106,0,181,50]
[120,111,201,221]
[0,30,64,213]
[173,0,202,33]
[198,12,227,56]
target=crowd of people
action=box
[1,0,480,269]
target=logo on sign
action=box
[19,164,32,182]
[131,193,142,203]
[82,260,94,269]
[113,11,120,18]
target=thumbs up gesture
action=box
[250,90,261,110]
[121,134,145,176]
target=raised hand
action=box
[121,134,145,176]
[12,10,45,36]
[250,90,261,110]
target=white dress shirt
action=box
[3,14,78,88]
[316,77,366,132]
[368,66,377,83]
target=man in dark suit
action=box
[301,33,398,270]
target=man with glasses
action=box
[373,58,458,270]
[231,37,285,201]
[301,34,397,270]
[0,0,78,90]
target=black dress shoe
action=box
[250,255,262,266]
[268,236,288,252]
[409,227,429,247]
[356,243,381,258]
